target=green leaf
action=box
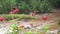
[18,27,23,31]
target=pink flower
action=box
[12,8,19,14]
[30,24,33,26]
[29,12,35,16]
[0,17,4,21]
[9,8,19,14]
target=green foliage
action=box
[23,0,52,13]
[0,0,60,14]
[19,14,35,20]
[0,0,52,14]
[2,14,20,21]
[6,24,23,34]
[58,31,60,34]
[24,30,40,34]
[18,1,28,10]
[2,14,35,21]
[24,32,33,34]
[18,1,29,14]
[50,0,60,8]
[0,0,16,14]
[42,24,50,32]
[58,19,60,25]
[10,24,17,31]
[39,0,52,12]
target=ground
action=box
[0,9,60,34]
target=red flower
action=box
[9,8,19,14]
[0,17,4,21]
[42,16,48,21]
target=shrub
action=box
[0,0,16,14]
[0,0,53,14]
